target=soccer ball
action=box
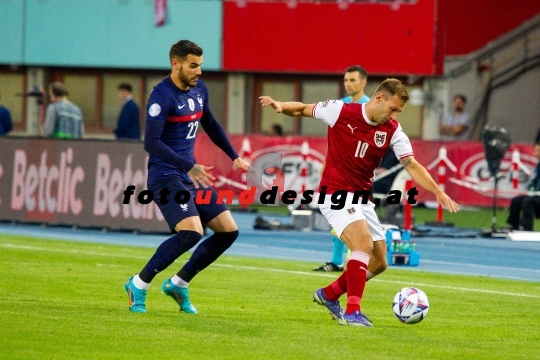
[392,287,429,324]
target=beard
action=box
[178,67,197,88]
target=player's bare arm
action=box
[233,157,250,171]
[188,163,216,189]
[400,155,459,213]
[259,96,315,117]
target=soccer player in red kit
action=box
[260,78,458,327]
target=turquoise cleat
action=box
[124,276,147,313]
[162,278,198,314]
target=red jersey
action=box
[312,101,413,194]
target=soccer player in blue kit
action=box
[124,40,250,313]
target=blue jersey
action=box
[146,76,207,183]
[145,76,240,185]
[341,94,370,104]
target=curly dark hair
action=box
[169,40,203,61]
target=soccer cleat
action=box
[313,262,344,272]
[162,278,198,314]
[313,288,344,321]
[360,311,373,324]
[124,276,147,313]
[339,311,374,327]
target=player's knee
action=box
[175,230,203,250]
[214,230,239,251]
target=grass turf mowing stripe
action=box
[422,259,540,273]
[2,242,538,298]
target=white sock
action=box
[171,274,189,288]
[366,270,376,281]
[133,274,150,290]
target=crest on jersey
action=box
[188,98,195,111]
[197,96,203,108]
[374,131,387,147]
[347,207,356,215]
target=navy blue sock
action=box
[138,230,202,283]
[177,230,239,282]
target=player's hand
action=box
[259,96,282,113]
[435,191,459,213]
[233,157,250,172]
[188,164,215,189]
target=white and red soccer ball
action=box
[392,287,429,324]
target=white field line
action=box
[212,264,540,298]
[421,259,540,274]
[2,242,539,298]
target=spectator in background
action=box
[372,149,400,196]
[341,65,369,104]
[507,142,540,231]
[372,149,404,228]
[271,123,283,136]
[313,64,370,273]
[0,92,13,135]
[43,82,84,139]
[439,94,470,141]
[114,83,141,140]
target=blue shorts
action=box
[148,176,228,233]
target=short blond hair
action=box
[373,78,409,102]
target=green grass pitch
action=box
[1,234,539,359]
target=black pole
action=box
[492,175,498,232]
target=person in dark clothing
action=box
[114,83,141,139]
[372,149,401,196]
[507,143,540,231]
[123,40,250,314]
[0,99,12,135]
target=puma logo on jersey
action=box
[347,124,357,133]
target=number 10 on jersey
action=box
[355,141,369,158]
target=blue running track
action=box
[1,212,539,282]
